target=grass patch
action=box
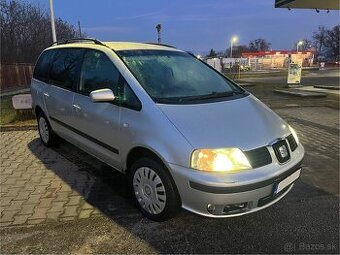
[0,96,35,125]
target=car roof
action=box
[47,41,182,52]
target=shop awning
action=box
[275,0,339,10]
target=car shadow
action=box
[27,137,339,254]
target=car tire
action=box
[129,157,181,222]
[37,112,58,147]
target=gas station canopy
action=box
[275,0,340,10]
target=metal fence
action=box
[0,63,34,91]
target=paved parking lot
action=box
[0,107,339,254]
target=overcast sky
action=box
[32,0,339,53]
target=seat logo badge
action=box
[278,145,288,158]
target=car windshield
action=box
[117,50,246,104]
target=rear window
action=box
[49,48,84,90]
[33,50,55,83]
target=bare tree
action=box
[248,38,271,51]
[207,48,217,57]
[323,25,340,61]
[312,26,327,61]
[1,0,78,64]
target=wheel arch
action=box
[126,145,182,207]
[34,105,44,118]
[125,146,168,173]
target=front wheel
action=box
[129,158,181,221]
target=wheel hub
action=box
[144,184,152,197]
[133,167,166,215]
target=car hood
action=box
[157,95,290,150]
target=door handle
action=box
[73,104,81,110]
[43,92,50,97]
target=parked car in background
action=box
[31,39,304,221]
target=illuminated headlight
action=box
[191,148,251,172]
[288,125,299,144]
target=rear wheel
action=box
[37,113,58,146]
[129,157,181,221]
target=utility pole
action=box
[156,24,162,43]
[78,21,82,37]
[49,0,57,43]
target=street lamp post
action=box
[49,0,57,43]
[297,41,304,52]
[230,36,238,59]
[156,24,162,44]
[229,36,238,73]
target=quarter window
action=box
[33,50,56,83]
[79,50,120,95]
[49,48,84,90]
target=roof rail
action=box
[145,42,177,49]
[53,38,106,46]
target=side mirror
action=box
[90,88,115,103]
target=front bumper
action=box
[168,144,304,217]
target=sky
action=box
[31,0,339,54]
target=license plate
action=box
[274,168,301,194]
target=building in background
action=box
[242,50,315,69]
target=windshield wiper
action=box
[179,91,244,102]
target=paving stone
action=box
[27,219,45,225]
[24,194,42,205]
[60,216,75,222]
[67,196,82,206]
[31,185,49,195]
[0,210,19,222]
[62,205,79,217]
[81,202,95,210]
[39,197,55,208]
[7,200,25,211]
[14,191,31,201]
[79,209,93,219]
[17,204,35,215]
[48,201,66,213]
[0,196,14,207]
[0,222,11,227]
[4,187,21,198]
[12,214,30,225]
[46,211,63,220]
[29,207,49,220]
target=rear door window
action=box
[49,48,84,90]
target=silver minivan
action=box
[31,39,304,221]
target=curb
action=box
[0,124,37,132]
[237,83,256,87]
[273,89,327,98]
[314,85,340,90]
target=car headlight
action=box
[288,125,299,144]
[191,148,251,172]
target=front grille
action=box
[287,134,298,151]
[272,140,290,163]
[244,147,272,168]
